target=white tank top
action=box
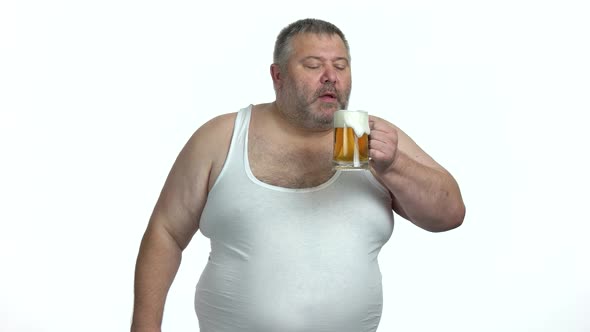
[195,105,394,332]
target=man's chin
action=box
[311,104,338,127]
[318,101,342,113]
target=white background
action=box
[1,0,589,331]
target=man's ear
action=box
[270,63,282,88]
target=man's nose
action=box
[321,65,338,84]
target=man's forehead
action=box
[291,33,348,57]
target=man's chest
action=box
[248,133,335,189]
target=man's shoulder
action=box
[198,111,239,137]
[180,112,238,163]
[191,108,253,191]
[197,103,269,138]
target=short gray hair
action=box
[273,18,350,71]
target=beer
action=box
[333,110,370,170]
[333,128,369,162]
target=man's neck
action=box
[267,102,333,140]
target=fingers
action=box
[369,147,395,172]
[369,141,395,161]
[368,115,399,172]
[369,117,396,135]
[369,115,393,129]
[369,129,397,146]
[369,138,391,151]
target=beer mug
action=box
[333,110,370,170]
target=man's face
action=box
[276,33,352,130]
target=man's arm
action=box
[369,115,465,232]
[131,114,234,331]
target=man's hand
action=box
[368,115,399,174]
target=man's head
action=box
[271,19,352,130]
[273,18,350,72]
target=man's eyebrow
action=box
[301,56,349,63]
[333,57,350,63]
[301,56,323,61]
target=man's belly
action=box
[195,255,384,332]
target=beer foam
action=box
[333,110,370,137]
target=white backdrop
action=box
[1,0,589,331]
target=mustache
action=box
[314,83,344,103]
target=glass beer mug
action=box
[333,110,370,170]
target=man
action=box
[131,18,465,332]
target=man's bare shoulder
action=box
[183,112,238,191]
[185,112,237,163]
[195,112,237,141]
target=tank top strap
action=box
[233,105,252,144]
[226,105,251,161]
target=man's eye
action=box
[305,64,320,69]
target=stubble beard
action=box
[279,78,351,130]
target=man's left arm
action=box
[369,115,466,232]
